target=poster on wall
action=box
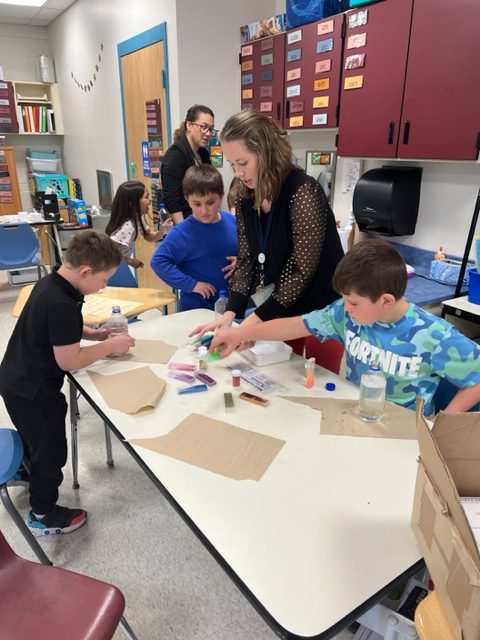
[145,99,165,212]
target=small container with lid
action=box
[198,346,208,370]
[231,369,241,387]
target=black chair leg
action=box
[0,484,52,565]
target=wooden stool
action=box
[415,591,456,640]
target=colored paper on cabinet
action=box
[317,38,333,54]
[241,74,253,85]
[287,29,302,44]
[349,9,368,29]
[241,60,253,71]
[289,116,304,127]
[241,45,253,57]
[286,84,301,98]
[260,38,273,50]
[289,100,304,114]
[260,85,273,97]
[261,70,274,81]
[287,48,302,62]
[313,96,329,108]
[345,53,365,70]
[344,75,364,90]
[261,53,273,66]
[314,78,330,91]
[318,20,334,35]
[242,89,253,99]
[260,101,272,112]
[315,59,332,74]
[347,33,367,49]
[286,68,301,81]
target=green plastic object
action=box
[349,0,381,7]
[207,349,222,362]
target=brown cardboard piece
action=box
[411,400,480,640]
[280,396,417,440]
[87,366,166,414]
[128,413,285,481]
[105,339,177,364]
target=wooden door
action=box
[241,33,285,126]
[398,0,480,160]
[0,147,22,216]
[337,0,414,158]
[284,14,344,130]
[120,40,170,291]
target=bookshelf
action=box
[12,81,64,135]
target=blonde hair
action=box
[220,110,295,209]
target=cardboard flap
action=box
[416,400,480,566]
[433,411,480,496]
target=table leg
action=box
[69,379,80,489]
[104,422,114,467]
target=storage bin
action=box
[33,173,69,199]
[26,148,59,160]
[349,0,382,7]
[286,0,349,28]
[27,156,62,173]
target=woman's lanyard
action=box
[256,201,274,290]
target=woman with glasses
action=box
[190,109,344,342]
[161,104,217,226]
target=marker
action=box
[177,384,208,395]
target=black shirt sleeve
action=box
[48,301,83,346]
[161,146,190,215]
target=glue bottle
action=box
[198,346,208,370]
[435,246,445,260]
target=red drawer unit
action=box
[284,14,344,130]
[0,81,19,134]
[240,33,285,126]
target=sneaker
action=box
[28,505,87,537]
[7,466,30,488]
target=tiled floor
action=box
[0,272,354,640]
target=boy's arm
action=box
[444,383,480,413]
[211,316,310,358]
[150,236,197,292]
[53,334,135,371]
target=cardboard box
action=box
[411,401,480,640]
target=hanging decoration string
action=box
[70,43,104,92]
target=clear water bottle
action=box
[106,305,128,356]
[358,361,386,422]
[214,289,228,320]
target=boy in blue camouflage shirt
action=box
[211,239,480,414]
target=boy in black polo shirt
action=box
[0,230,135,536]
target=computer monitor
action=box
[96,170,113,211]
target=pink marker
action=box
[168,362,197,372]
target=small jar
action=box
[198,346,208,370]
[231,369,241,387]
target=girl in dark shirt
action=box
[191,110,344,343]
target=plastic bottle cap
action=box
[325,382,336,391]
[232,369,241,376]
[219,290,227,297]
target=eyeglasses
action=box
[190,122,218,136]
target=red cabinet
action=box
[284,14,344,130]
[338,0,480,160]
[337,0,413,158]
[240,34,285,126]
[397,0,480,160]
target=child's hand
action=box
[92,327,111,341]
[189,311,235,339]
[193,281,216,299]
[108,333,135,354]
[222,256,237,280]
[131,258,144,269]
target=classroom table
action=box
[12,284,176,324]
[441,294,480,326]
[68,309,423,639]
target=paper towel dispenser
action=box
[353,166,422,236]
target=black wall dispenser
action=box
[353,166,422,236]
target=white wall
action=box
[0,24,62,208]
[174,0,278,197]
[47,0,179,206]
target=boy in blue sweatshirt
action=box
[151,165,238,311]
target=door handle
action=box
[285,100,290,119]
[277,102,281,120]
[130,161,137,178]
[402,120,411,145]
[387,121,395,145]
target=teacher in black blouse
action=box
[191,109,344,340]
[161,104,216,225]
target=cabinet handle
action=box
[403,120,411,145]
[285,101,290,119]
[387,121,395,145]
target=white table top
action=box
[72,309,421,639]
[442,295,480,316]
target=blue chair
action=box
[0,428,51,565]
[107,258,137,287]
[0,223,47,282]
